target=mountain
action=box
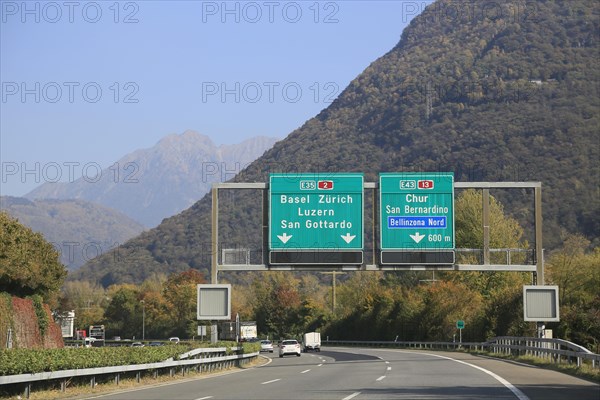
[26,131,279,227]
[0,196,145,270]
[73,0,599,286]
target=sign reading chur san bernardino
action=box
[269,173,363,250]
[380,173,454,250]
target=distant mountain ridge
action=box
[0,196,145,271]
[74,0,599,286]
[27,131,279,227]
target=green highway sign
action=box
[456,320,465,329]
[380,173,455,265]
[269,173,363,265]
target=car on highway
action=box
[278,339,301,357]
[148,341,164,346]
[260,340,274,353]
[169,337,180,344]
[131,342,144,347]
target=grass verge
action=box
[467,349,600,383]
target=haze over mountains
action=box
[0,196,145,271]
[74,0,599,286]
[27,131,279,227]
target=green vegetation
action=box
[546,235,600,353]
[0,212,67,306]
[58,270,206,340]
[0,293,15,348]
[0,341,250,375]
[30,295,49,337]
[1,212,68,349]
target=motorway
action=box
[84,347,599,400]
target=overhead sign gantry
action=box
[211,177,542,281]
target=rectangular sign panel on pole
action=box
[523,285,560,322]
[197,284,231,320]
[380,172,455,265]
[269,173,363,265]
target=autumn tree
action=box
[104,284,141,338]
[163,269,206,338]
[58,280,107,332]
[250,272,303,339]
[138,273,173,339]
[546,234,600,351]
[449,189,531,339]
[417,281,485,341]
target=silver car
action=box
[260,340,274,353]
[278,339,301,357]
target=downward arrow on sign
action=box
[341,233,356,244]
[277,233,292,244]
[410,232,425,244]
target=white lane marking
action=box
[386,366,391,371]
[318,363,323,367]
[398,351,530,400]
[385,361,390,364]
[261,379,281,385]
[301,369,311,374]
[194,397,213,400]
[342,392,361,400]
[376,375,386,381]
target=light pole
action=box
[140,300,145,341]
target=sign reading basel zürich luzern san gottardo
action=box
[269,173,364,265]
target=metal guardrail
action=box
[325,339,485,351]
[486,336,599,368]
[0,347,259,399]
[325,336,600,369]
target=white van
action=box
[302,332,321,352]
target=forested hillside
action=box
[74,0,599,286]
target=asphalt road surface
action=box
[84,347,599,400]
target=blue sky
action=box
[1,1,431,196]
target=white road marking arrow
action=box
[341,233,356,244]
[410,232,425,244]
[277,233,292,244]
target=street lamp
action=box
[140,300,145,341]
